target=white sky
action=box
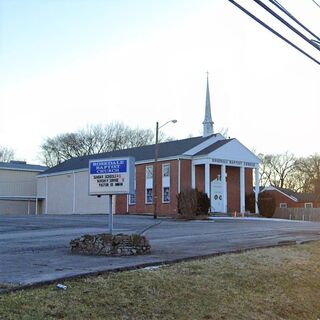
[0,0,319,164]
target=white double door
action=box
[210,179,226,213]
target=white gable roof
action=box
[206,139,260,164]
[183,133,225,156]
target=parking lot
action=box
[1,214,320,289]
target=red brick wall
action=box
[115,160,256,215]
[263,190,318,208]
[195,165,205,192]
[245,168,253,195]
[116,194,127,214]
[227,166,240,212]
[267,190,298,208]
[116,159,182,216]
[210,165,220,181]
[180,159,192,192]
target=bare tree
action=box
[0,146,15,162]
[296,154,320,194]
[259,152,297,189]
[39,122,171,167]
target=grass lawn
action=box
[1,242,320,319]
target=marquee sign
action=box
[89,157,135,196]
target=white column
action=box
[254,166,260,214]
[240,166,245,213]
[205,161,210,196]
[221,164,227,213]
[27,201,30,215]
[191,163,196,189]
[35,198,38,215]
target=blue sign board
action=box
[90,160,127,174]
[89,157,134,195]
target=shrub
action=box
[258,192,276,218]
[245,192,256,213]
[177,188,210,217]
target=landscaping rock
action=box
[70,233,151,256]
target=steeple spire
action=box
[202,72,214,137]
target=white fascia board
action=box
[207,139,260,164]
[0,167,46,173]
[192,158,210,165]
[135,155,191,165]
[0,196,38,200]
[182,134,225,156]
[38,169,86,178]
[261,186,298,202]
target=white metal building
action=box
[0,161,47,214]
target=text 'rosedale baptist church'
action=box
[36,76,260,216]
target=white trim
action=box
[304,202,313,208]
[162,163,171,203]
[38,168,88,178]
[0,195,38,200]
[205,139,260,164]
[182,134,225,156]
[192,157,257,168]
[191,164,196,189]
[0,167,46,173]
[162,163,170,178]
[261,186,298,202]
[280,203,287,208]
[205,161,210,195]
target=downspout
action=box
[45,176,48,214]
[73,171,76,214]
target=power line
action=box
[254,0,320,51]
[227,0,320,65]
[269,0,320,42]
[312,0,320,9]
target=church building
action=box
[37,77,260,215]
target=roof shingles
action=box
[41,135,217,175]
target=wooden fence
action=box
[274,208,320,222]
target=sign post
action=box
[89,157,134,234]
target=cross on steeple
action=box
[202,72,214,137]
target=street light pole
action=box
[153,119,177,219]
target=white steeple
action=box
[202,72,214,137]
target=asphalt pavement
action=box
[1,214,320,290]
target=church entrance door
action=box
[210,179,224,213]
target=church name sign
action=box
[89,157,135,195]
[211,158,256,168]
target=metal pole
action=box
[109,194,113,234]
[153,122,159,219]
